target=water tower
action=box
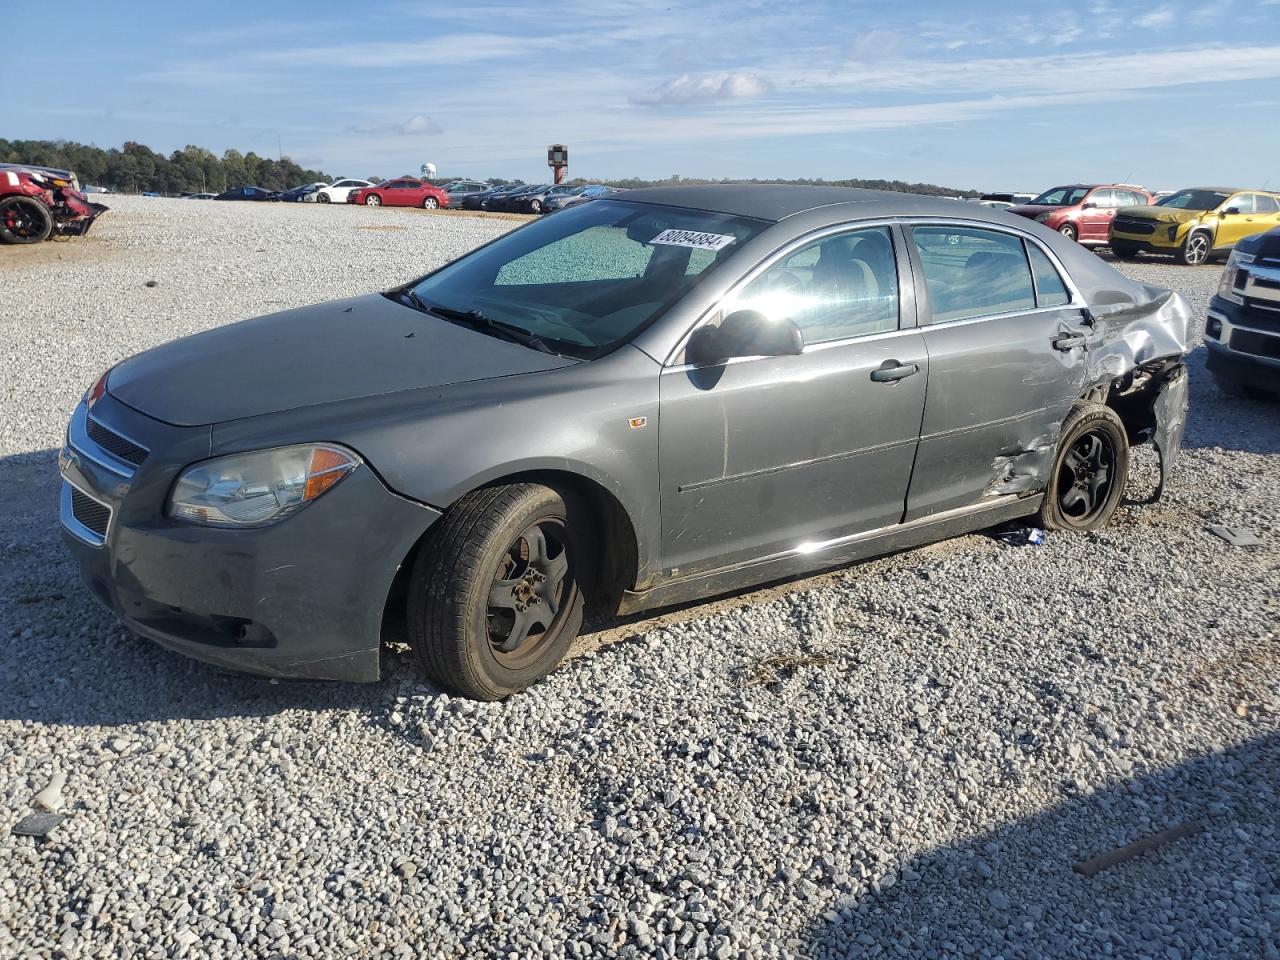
[420,162,437,180]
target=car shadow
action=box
[0,448,386,727]
[1179,346,1280,455]
[802,730,1279,959]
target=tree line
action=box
[0,139,335,195]
[597,174,979,197]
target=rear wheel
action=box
[422,196,438,209]
[365,194,381,206]
[408,483,592,700]
[1038,403,1129,532]
[1178,230,1211,266]
[1058,223,1078,241]
[0,196,54,244]
[1109,240,1140,260]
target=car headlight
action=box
[1034,212,1051,223]
[1218,250,1253,305]
[168,444,358,526]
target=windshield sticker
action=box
[650,229,737,251]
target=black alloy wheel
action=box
[0,196,54,244]
[1038,403,1129,532]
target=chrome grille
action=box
[86,415,148,466]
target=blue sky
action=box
[7,0,1280,190]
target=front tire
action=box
[408,483,592,700]
[1178,230,1211,266]
[364,194,381,206]
[529,199,543,214]
[316,192,331,203]
[1109,240,1140,260]
[0,196,54,244]
[1038,403,1129,532]
[1058,223,1078,241]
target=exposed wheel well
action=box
[380,471,641,644]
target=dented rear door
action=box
[902,224,1091,521]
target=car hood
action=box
[1007,204,1066,219]
[108,294,577,427]
[1115,206,1204,224]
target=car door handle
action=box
[870,360,919,382]
[1051,333,1087,351]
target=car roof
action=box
[616,184,1047,225]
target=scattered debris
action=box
[12,811,67,838]
[1207,525,1262,547]
[990,523,1047,547]
[1073,821,1203,877]
[143,279,158,288]
[742,652,834,688]
[32,772,67,813]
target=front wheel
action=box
[364,194,381,206]
[408,483,592,700]
[422,196,438,209]
[1038,403,1129,532]
[1178,231,1211,266]
[0,196,54,244]
[316,192,331,203]
[529,199,542,214]
[1058,223,1078,241]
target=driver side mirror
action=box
[1081,202,1096,209]
[685,310,804,366]
[1224,207,1241,216]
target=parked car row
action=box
[462,181,620,214]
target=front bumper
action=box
[1205,293,1280,389]
[1109,226,1183,252]
[59,393,441,682]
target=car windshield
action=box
[1156,189,1231,210]
[403,199,768,359]
[1029,187,1091,206]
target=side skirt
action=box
[618,493,1042,615]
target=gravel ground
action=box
[2,196,1277,959]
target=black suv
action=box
[1205,225,1280,399]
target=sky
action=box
[5,0,1280,191]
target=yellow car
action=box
[1109,187,1280,265]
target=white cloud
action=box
[346,115,442,136]
[1136,7,1177,27]
[631,71,770,106]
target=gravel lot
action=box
[2,196,1277,959]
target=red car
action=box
[347,178,449,209]
[0,164,107,244]
[1008,184,1153,246]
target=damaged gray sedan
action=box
[61,186,1192,699]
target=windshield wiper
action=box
[417,300,560,355]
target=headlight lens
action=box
[169,444,358,526]
[1034,212,1051,223]
[1218,250,1253,304]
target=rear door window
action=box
[911,227,1036,323]
[1255,195,1280,214]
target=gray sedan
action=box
[60,186,1193,699]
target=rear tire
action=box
[1109,240,1140,260]
[422,196,438,209]
[1178,230,1211,266]
[407,483,593,700]
[1038,403,1129,532]
[0,196,54,244]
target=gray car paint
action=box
[65,185,1193,682]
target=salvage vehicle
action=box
[310,178,373,203]
[542,184,616,214]
[0,164,108,244]
[1109,187,1280,265]
[1008,184,1152,245]
[465,183,527,211]
[60,186,1192,699]
[349,178,449,209]
[1205,225,1280,399]
[214,185,274,201]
